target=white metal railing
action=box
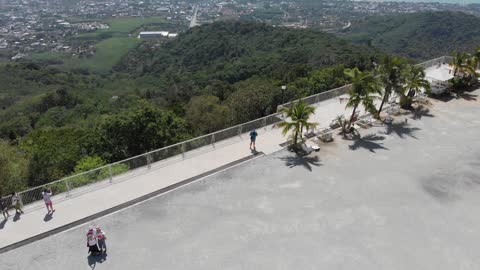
[0,56,455,210]
[276,56,454,111]
[415,55,453,69]
[0,113,283,211]
[277,84,353,112]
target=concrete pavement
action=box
[0,93,359,251]
[1,89,479,270]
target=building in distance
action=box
[138,31,178,39]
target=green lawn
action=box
[30,37,141,74]
[75,16,166,39]
[29,16,170,74]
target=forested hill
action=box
[341,11,480,60]
[116,20,378,84]
[0,21,381,195]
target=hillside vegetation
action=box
[117,21,378,83]
[341,11,480,60]
[0,21,380,195]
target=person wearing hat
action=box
[96,227,107,253]
[87,226,101,255]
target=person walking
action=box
[96,227,107,253]
[42,188,54,213]
[249,129,258,150]
[11,192,24,215]
[1,197,10,219]
[87,226,101,255]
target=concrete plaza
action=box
[1,89,479,269]
[0,90,359,251]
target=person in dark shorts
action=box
[96,227,107,253]
[87,227,101,255]
[1,196,10,219]
[11,192,24,215]
[249,129,258,150]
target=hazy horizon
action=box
[355,0,480,4]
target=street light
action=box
[281,85,287,104]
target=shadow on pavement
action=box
[421,176,459,203]
[411,105,434,120]
[43,212,53,222]
[279,155,322,172]
[0,218,7,229]
[251,148,261,155]
[345,133,388,153]
[12,212,21,222]
[456,91,478,101]
[421,157,480,202]
[87,253,107,269]
[383,121,420,139]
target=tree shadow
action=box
[279,155,322,172]
[421,158,480,203]
[345,133,388,153]
[421,177,459,203]
[0,218,7,229]
[456,91,478,101]
[87,253,107,269]
[383,121,420,139]
[433,93,456,102]
[411,106,434,120]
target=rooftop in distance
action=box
[138,31,178,39]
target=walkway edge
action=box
[0,152,264,254]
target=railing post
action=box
[108,164,113,183]
[147,153,152,169]
[181,143,186,159]
[263,117,267,131]
[65,179,71,197]
[212,134,215,148]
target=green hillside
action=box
[0,21,381,193]
[341,11,480,60]
[117,20,378,84]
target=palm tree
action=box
[452,51,472,77]
[401,64,430,108]
[464,56,478,85]
[473,47,480,70]
[452,52,463,76]
[344,68,380,129]
[375,55,407,118]
[277,100,318,145]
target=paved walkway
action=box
[0,93,361,251]
[2,89,479,270]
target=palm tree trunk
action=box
[347,105,358,129]
[407,88,415,97]
[293,124,299,145]
[300,125,303,142]
[377,92,389,118]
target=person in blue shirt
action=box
[249,129,258,150]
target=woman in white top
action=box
[41,188,54,213]
[87,226,101,255]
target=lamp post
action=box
[281,85,287,104]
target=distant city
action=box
[1,0,479,60]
